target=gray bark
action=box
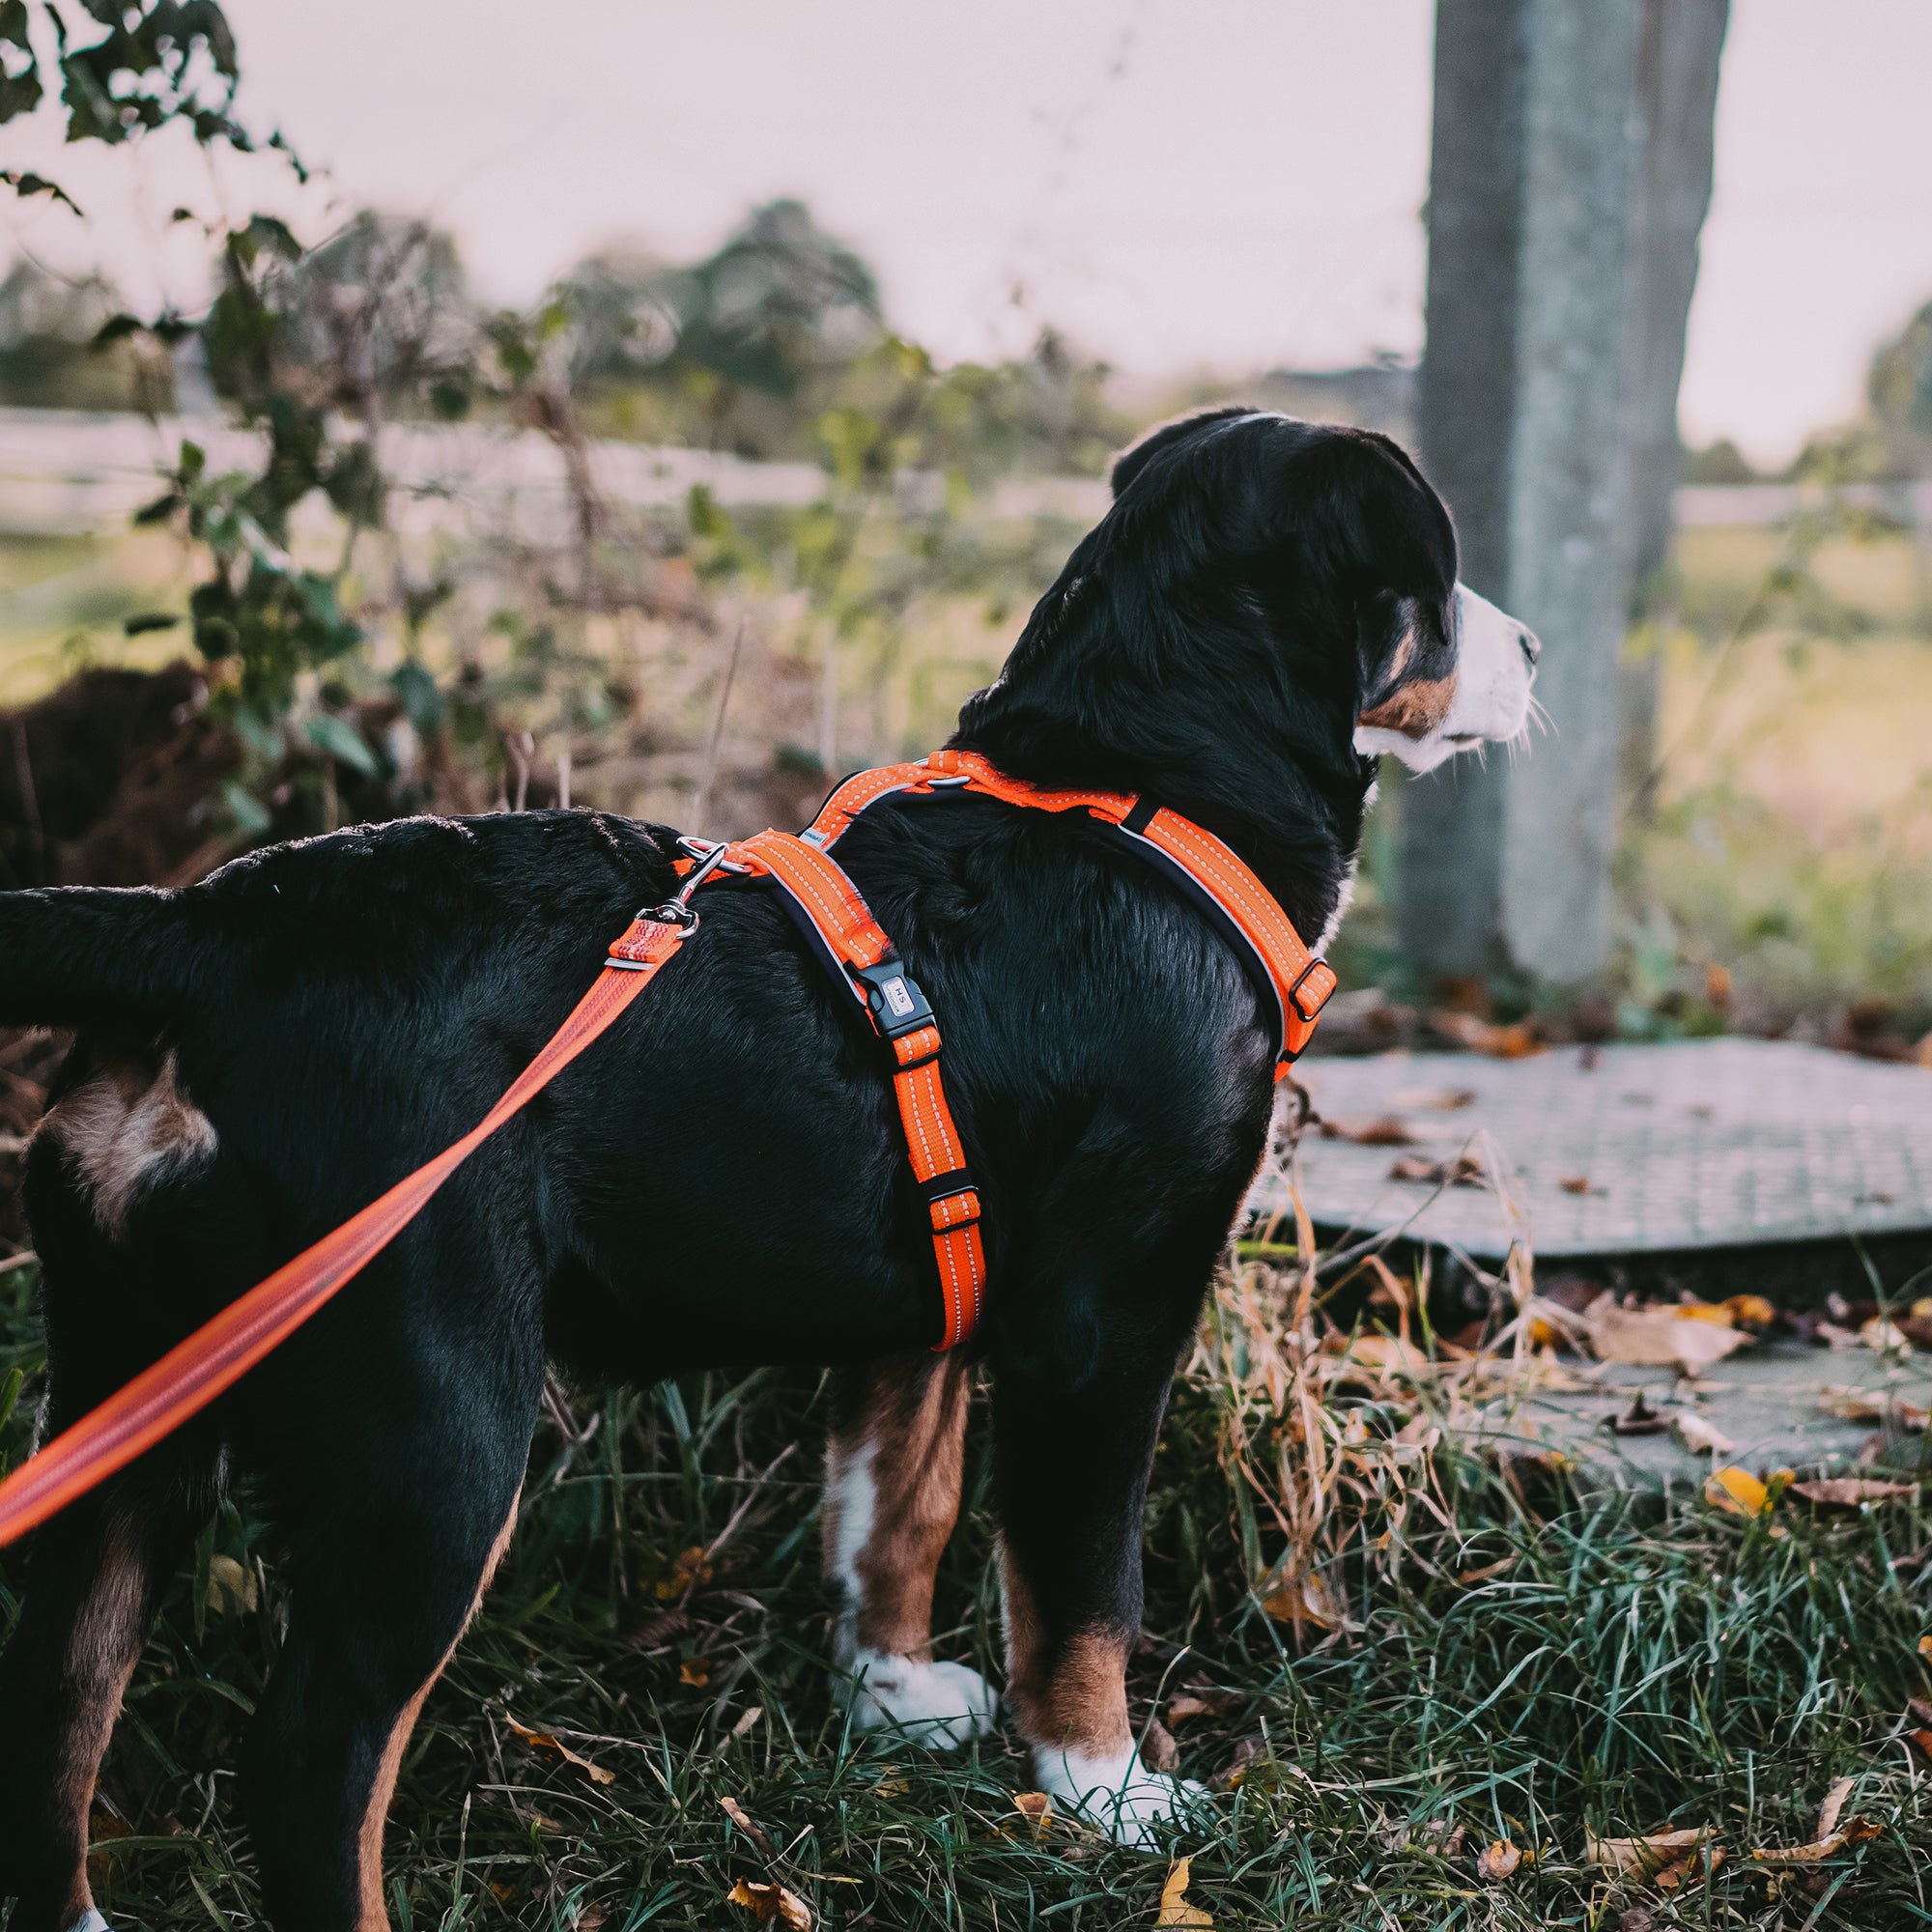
[1396,0,1725,989]
[1618,0,1730,802]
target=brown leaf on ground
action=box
[1656,1845,1724,1890]
[1320,1112,1421,1146]
[1556,1175,1597,1195]
[1586,1297,1751,1371]
[1751,1816,1880,1864]
[1157,1857,1214,1927]
[1612,1390,1669,1436]
[1476,1839,1521,1882]
[1260,1568,1348,1634]
[1818,1385,1929,1431]
[1167,1681,1234,1723]
[575,1906,608,1931]
[1587,1827,1716,1877]
[727,1878,812,1928]
[505,1719,616,1786]
[1140,1717,1179,1773]
[657,1544,714,1600]
[1012,1791,1053,1834]
[1388,1085,1476,1111]
[1816,1776,1856,1840]
[679,1657,712,1688]
[1387,1151,1490,1187]
[721,1795,776,1860]
[1430,1009,1546,1058]
[1788,1477,1916,1508]
[1672,1411,1737,1455]
[1722,1293,1777,1328]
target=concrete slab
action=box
[1451,1336,1932,1492]
[1268,1038,1932,1261]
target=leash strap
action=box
[0,914,692,1549]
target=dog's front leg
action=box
[823,1350,995,1748]
[991,1345,1207,1847]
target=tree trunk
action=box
[1397,0,1725,991]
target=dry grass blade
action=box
[721,1793,776,1859]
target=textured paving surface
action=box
[1270,1038,1932,1260]
[1452,1339,1932,1492]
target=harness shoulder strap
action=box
[724,828,985,1351]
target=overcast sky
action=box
[7,0,1930,465]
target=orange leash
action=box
[0,910,693,1550]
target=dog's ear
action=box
[1267,429,1463,724]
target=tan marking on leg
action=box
[1359,669,1459,738]
[999,1549,1133,1758]
[825,1353,970,1663]
[354,1495,519,1932]
[37,1050,216,1239]
[45,1521,153,1924]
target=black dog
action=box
[0,409,1536,1931]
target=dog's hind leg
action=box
[823,1350,995,1748]
[0,1384,221,1931]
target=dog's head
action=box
[1103,408,1539,775]
[954,407,1538,928]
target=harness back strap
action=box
[805,749,1337,1074]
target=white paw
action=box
[840,1648,999,1749]
[1035,1745,1209,1848]
[69,1914,113,1932]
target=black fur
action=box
[0,412,1462,1927]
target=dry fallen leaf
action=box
[1389,1085,1476,1111]
[1672,1411,1737,1455]
[1476,1839,1521,1882]
[1261,1568,1348,1634]
[1556,1175,1598,1196]
[1387,1151,1489,1187]
[1320,1112,1421,1146]
[1141,1716,1179,1773]
[727,1878,812,1929]
[1909,1729,1932,1762]
[1586,1297,1750,1371]
[1705,1466,1773,1517]
[1430,1009,1545,1058]
[1012,1791,1053,1833]
[657,1544,714,1601]
[575,1905,607,1931]
[1818,1385,1929,1431]
[205,1553,258,1615]
[730,1705,765,1738]
[1454,1553,1517,1588]
[1157,1857,1214,1927]
[1751,1816,1881,1865]
[1587,1827,1717,1877]
[1722,1293,1776,1327]
[506,1719,616,1786]
[679,1658,712,1688]
[1788,1477,1916,1508]
[1656,1845,1723,1890]
[1816,1776,1856,1841]
[1861,1317,1912,1354]
[721,1795,775,1860]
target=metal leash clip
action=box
[610,838,749,962]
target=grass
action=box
[10,1250,1932,1930]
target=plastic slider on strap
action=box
[1287,957,1337,1024]
[855,958,936,1040]
[923,1169,982,1233]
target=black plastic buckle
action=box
[855,958,936,1039]
[1286,958,1333,1025]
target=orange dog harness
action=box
[0,752,1331,1547]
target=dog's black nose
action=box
[1518,629,1541,669]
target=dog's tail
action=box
[0,886,218,1032]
